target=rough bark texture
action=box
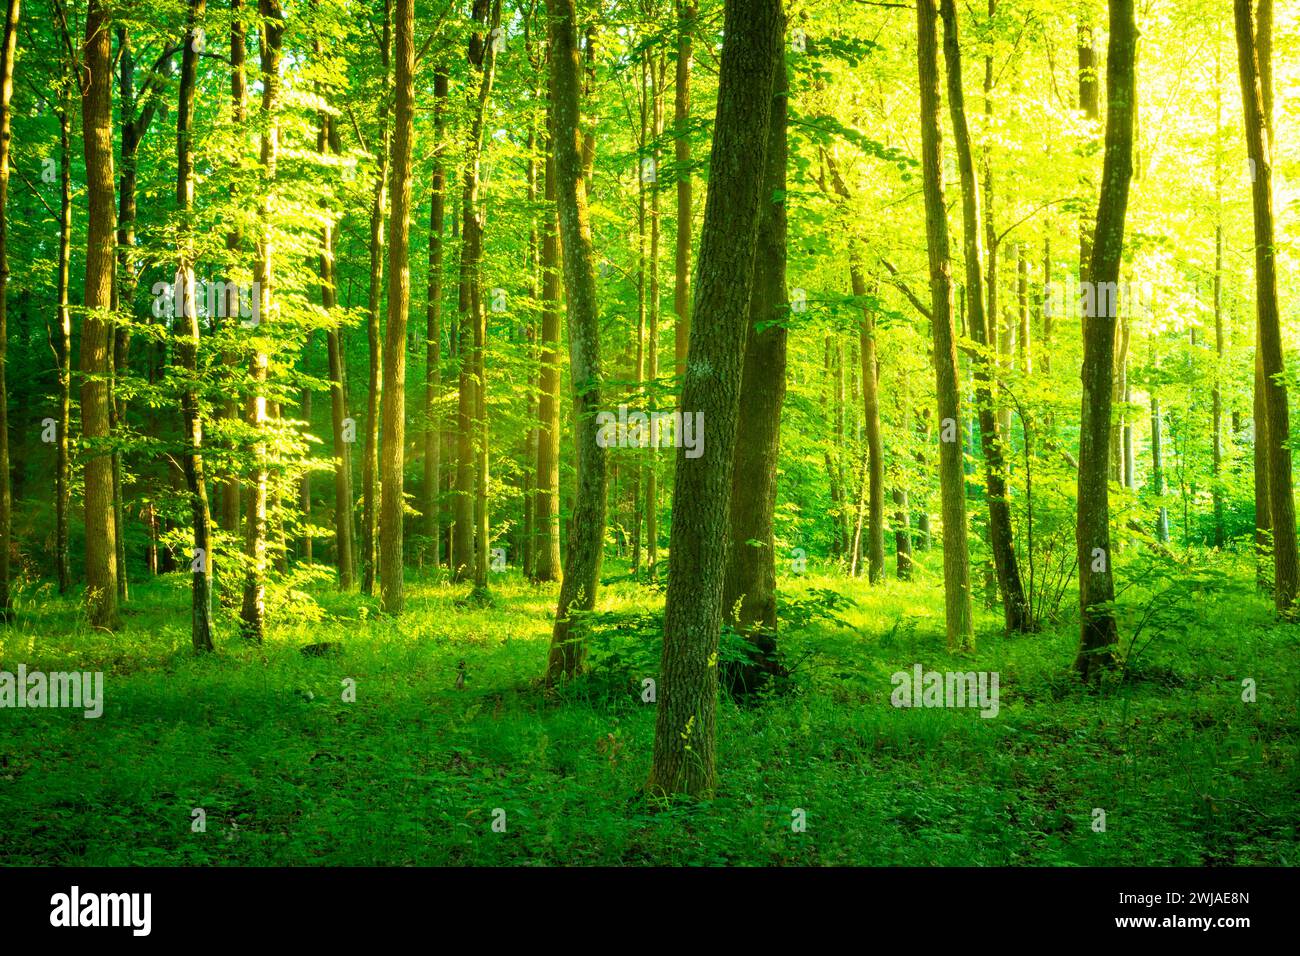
[0,0,18,619]
[721,50,788,695]
[1074,0,1137,679]
[916,0,973,650]
[646,0,782,798]
[673,1,695,384]
[544,0,608,684]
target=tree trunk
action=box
[721,46,788,695]
[239,0,284,642]
[673,1,695,386]
[534,91,562,582]
[940,0,1028,633]
[1236,0,1296,611]
[1074,0,1137,679]
[543,0,609,683]
[646,0,781,798]
[423,69,449,567]
[916,0,974,650]
[362,3,392,596]
[176,0,215,651]
[53,7,72,595]
[79,0,120,629]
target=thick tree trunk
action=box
[646,0,781,798]
[0,0,17,618]
[916,0,974,650]
[79,0,120,629]
[721,50,788,695]
[1074,0,1137,679]
[543,0,609,683]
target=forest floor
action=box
[0,551,1295,866]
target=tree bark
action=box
[543,0,609,683]
[1074,0,1137,679]
[916,0,974,650]
[1235,0,1296,612]
[79,0,120,629]
[646,0,782,797]
[940,0,1027,633]
[721,45,788,695]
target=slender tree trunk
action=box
[239,0,284,642]
[53,16,72,596]
[176,0,214,650]
[940,0,1027,633]
[646,0,781,797]
[222,0,246,537]
[1151,394,1170,542]
[378,0,416,613]
[534,89,562,582]
[79,0,120,629]
[544,0,609,683]
[363,5,392,596]
[1236,0,1296,612]
[673,0,695,385]
[1074,0,1137,679]
[916,0,974,650]
[423,69,449,567]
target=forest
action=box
[0,0,1295,868]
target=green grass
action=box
[0,551,1295,866]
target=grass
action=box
[0,549,1295,866]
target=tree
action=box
[1073,0,1137,679]
[721,37,788,694]
[646,0,782,797]
[175,0,215,651]
[378,0,416,613]
[939,0,1028,633]
[79,0,120,630]
[915,0,973,650]
[239,0,285,642]
[1235,0,1296,614]
[543,0,609,684]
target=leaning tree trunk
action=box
[1074,0,1137,679]
[1236,0,1296,613]
[543,0,609,683]
[646,0,782,798]
[916,0,973,650]
[720,49,788,696]
[79,0,120,630]
[940,0,1028,632]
